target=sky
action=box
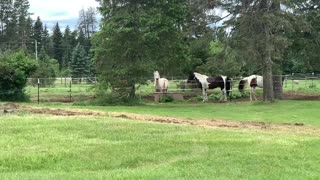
[29,0,100,32]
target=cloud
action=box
[29,0,100,30]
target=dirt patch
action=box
[0,103,20,114]
[7,105,320,136]
[108,112,320,136]
[21,106,105,116]
[283,92,320,100]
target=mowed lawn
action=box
[0,101,320,179]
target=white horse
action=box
[154,71,169,92]
[238,75,263,101]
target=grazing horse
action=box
[187,72,231,102]
[154,71,169,92]
[238,75,263,101]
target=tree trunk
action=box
[273,75,283,99]
[128,84,136,99]
[263,57,274,102]
[261,15,274,102]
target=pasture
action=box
[0,101,320,179]
[25,77,320,103]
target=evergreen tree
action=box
[33,16,43,52]
[41,24,51,54]
[0,0,14,45]
[94,0,189,99]
[77,29,85,46]
[62,25,72,68]
[71,44,90,78]
[70,30,78,48]
[14,0,30,49]
[52,22,63,70]
[3,1,18,49]
[217,0,298,101]
[25,16,33,53]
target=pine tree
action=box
[25,16,33,53]
[14,0,30,49]
[52,22,63,70]
[71,44,90,78]
[41,24,50,53]
[62,25,72,68]
[5,9,18,49]
[94,0,189,98]
[33,16,43,52]
[77,29,85,46]
[0,0,14,45]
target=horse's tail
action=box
[238,79,246,94]
[163,79,169,91]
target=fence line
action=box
[1,75,320,102]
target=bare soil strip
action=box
[2,103,319,136]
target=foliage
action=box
[52,22,63,70]
[0,51,37,101]
[94,0,189,100]
[30,57,59,87]
[283,1,320,74]
[71,44,90,78]
[159,95,174,103]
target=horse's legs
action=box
[220,89,227,102]
[253,87,257,101]
[250,87,253,101]
[202,88,208,102]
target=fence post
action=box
[37,78,40,104]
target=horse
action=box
[187,72,231,102]
[154,71,169,93]
[238,75,263,101]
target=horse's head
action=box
[187,73,196,84]
[154,71,160,81]
[187,72,202,88]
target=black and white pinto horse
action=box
[154,71,169,92]
[187,72,231,102]
[238,75,263,101]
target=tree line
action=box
[0,0,319,102]
[0,0,98,78]
[0,0,98,100]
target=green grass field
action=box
[0,100,320,179]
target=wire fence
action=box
[1,74,319,103]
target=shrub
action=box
[0,52,37,101]
[160,95,174,103]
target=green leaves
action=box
[94,0,189,99]
[0,51,37,101]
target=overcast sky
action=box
[29,0,100,32]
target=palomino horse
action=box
[238,75,263,101]
[187,72,231,102]
[154,71,169,92]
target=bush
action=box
[0,52,37,101]
[30,59,59,87]
[160,95,174,103]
